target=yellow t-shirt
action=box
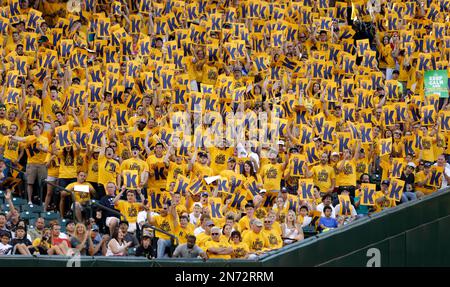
[146,154,168,191]
[231,241,250,259]
[174,224,195,245]
[152,214,177,240]
[336,160,357,187]
[115,200,141,224]
[204,240,232,259]
[24,135,49,164]
[209,147,233,175]
[262,229,283,250]
[259,163,284,191]
[242,230,270,253]
[1,137,21,162]
[310,165,336,193]
[98,155,120,188]
[65,182,95,203]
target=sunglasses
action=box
[264,221,271,224]
[211,233,219,235]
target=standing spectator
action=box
[189,202,203,227]
[148,202,179,258]
[113,187,145,234]
[400,162,419,202]
[99,182,120,236]
[9,123,49,204]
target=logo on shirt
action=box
[267,167,278,179]
[251,238,263,251]
[215,154,226,165]
[318,170,329,182]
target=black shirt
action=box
[99,195,120,218]
[400,172,415,191]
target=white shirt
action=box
[334,204,358,217]
[316,203,336,219]
[194,226,205,236]
[434,163,450,189]
[189,212,201,226]
[301,216,312,227]
[137,211,159,228]
[0,242,12,255]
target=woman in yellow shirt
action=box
[229,230,250,259]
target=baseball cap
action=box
[381,180,390,185]
[201,192,209,197]
[281,187,288,193]
[407,162,417,168]
[259,189,267,194]
[198,151,207,157]
[139,118,147,124]
[289,147,299,153]
[277,140,285,146]
[227,157,236,163]
[331,151,339,157]
[91,224,99,231]
[253,219,263,227]
[211,226,221,233]
[119,220,129,226]
[206,220,215,226]
[193,202,202,209]
[424,162,432,168]
[131,145,141,151]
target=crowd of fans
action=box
[0,0,450,259]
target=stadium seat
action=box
[12,197,27,207]
[29,218,37,227]
[128,247,137,256]
[0,190,4,204]
[0,203,11,213]
[20,211,39,221]
[41,211,61,221]
[22,204,44,214]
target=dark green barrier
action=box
[1,188,449,267]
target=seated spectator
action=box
[334,189,357,224]
[118,221,139,248]
[204,227,233,259]
[135,230,157,259]
[172,235,207,260]
[319,206,340,232]
[70,223,89,255]
[298,205,312,227]
[281,210,304,245]
[106,228,132,257]
[87,225,109,256]
[0,231,12,255]
[229,231,250,259]
[28,217,46,242]
[10,226,32,255]
[316,194,336,218]
[50,223,71,255]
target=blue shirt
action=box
[319,216,338,228]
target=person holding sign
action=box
[10,123,48,204]
[63,170,95,222]
[113,185,145,234]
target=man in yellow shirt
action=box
[10,123,48,204]
[148,202,179,258]
[146,142,168,192]
[113,187,146,234]
[63,171,95,222]
[306,152,336,196]
[242,218,270,258]
[204,226,233,259]
[98,138,121,198]
[120,145,149,189]
[175,215,194,245]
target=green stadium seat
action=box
[20,211,39,221]
[41,211,61,221]
[22,204,44,214]
[12,197,27,206]
[0,203,11,213]
[29,218,37,227]
[128,247,137,256]
[0,190,4,204]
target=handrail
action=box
[42,179,77,222]
[90,200,179,246]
